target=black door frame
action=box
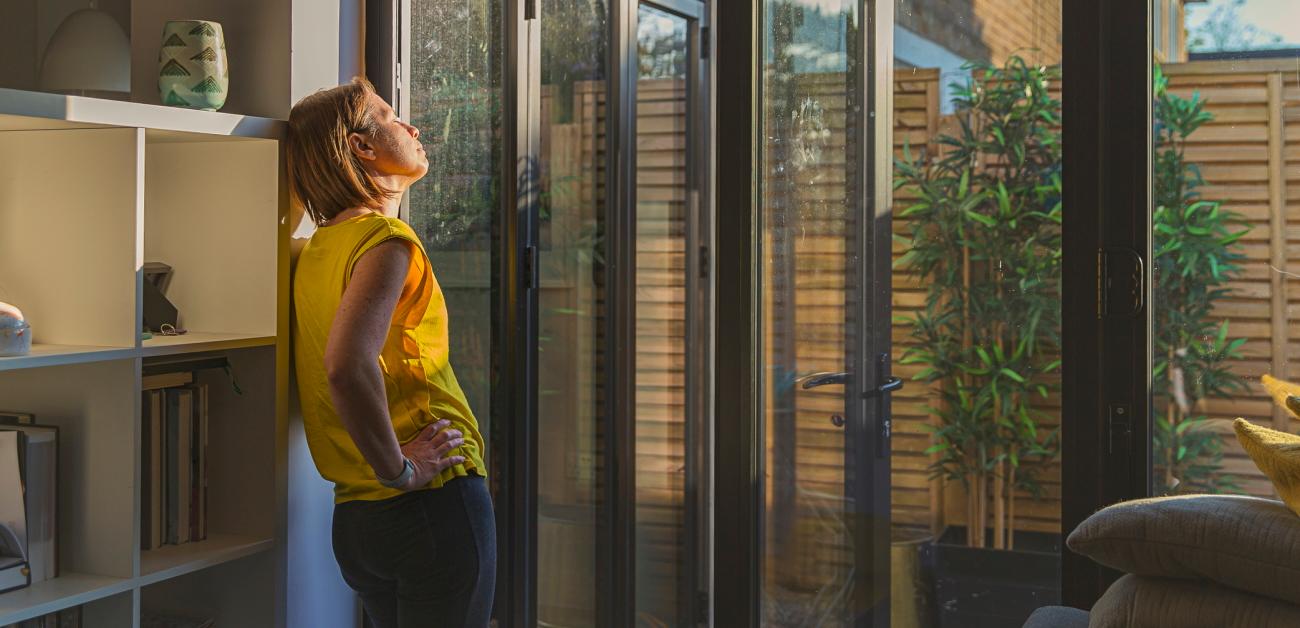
[1061,0,1153,608]
[712,0,762,622]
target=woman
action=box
[287,78,495,628]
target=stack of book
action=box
[140,372,209,551]
[0,411,58,595]
[1,605,81,628]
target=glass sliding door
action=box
[758,0,893,625]
[531,0,609,625]
[399,0,711,625]
[633,2,709,626]
[407,0,503,447]
[403,0,512,623]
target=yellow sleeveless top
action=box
[292,213,485,503]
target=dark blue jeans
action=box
[332,475,496,628]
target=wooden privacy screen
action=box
[892,60,1300,534]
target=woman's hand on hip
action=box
[400,419,466,490]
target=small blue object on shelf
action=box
[0,316,30,357]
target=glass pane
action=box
[760,1,862,624]
[408,1,502,445]
[894,1,1064,626]
[536,0,608,625]
[1152,2,1300,497]
[634,5,691,626]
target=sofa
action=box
[1024,407,1300,627]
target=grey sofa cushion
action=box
[1022,606,1089,628]
[1067,494,1300,605]
[1091,574,1300,628]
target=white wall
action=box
[285,2,364,627]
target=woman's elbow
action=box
[324,351,356,389]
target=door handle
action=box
[798,371,850,390]
[863,376,903,399]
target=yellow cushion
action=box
[1234,418,1300,517]
[1261,374,1300,418]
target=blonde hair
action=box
[286,77,397,225]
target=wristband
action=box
[378,457,415,489]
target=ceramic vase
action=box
[157,20,228,111]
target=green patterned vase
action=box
[157,20,228,111]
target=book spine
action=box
[141,392,151,551]
[199,384,208,541]
[165,391,179,545]
[176,390,192,544]
[151,391,161,550]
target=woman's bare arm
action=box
[324,238,464,488]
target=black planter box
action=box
[931,526,1061,628]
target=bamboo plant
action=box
[895,57,1062,550]
[1152,66,1249,495]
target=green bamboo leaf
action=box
[1219,229,1249,245]
[966,211,997,228]
[1000,368,1026,383]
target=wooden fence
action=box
[1157,59,1300,499]
[890,59,1300,534]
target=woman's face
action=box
[350,92,429,187]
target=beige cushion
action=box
[1067,494,1300,606]
[1091,575,1300,628]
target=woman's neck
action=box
[326,198,401,226]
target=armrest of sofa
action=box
[1023,606,1089,628]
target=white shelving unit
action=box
[0,86,289,627]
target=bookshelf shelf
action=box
[0,0,310,622]
[0,573,133,626]
[139,535,275,586]
[0,88,285,141]
[0,60,288,628]
[0,335,280,373]
[139,333,278,358]
[0,344,136,373]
